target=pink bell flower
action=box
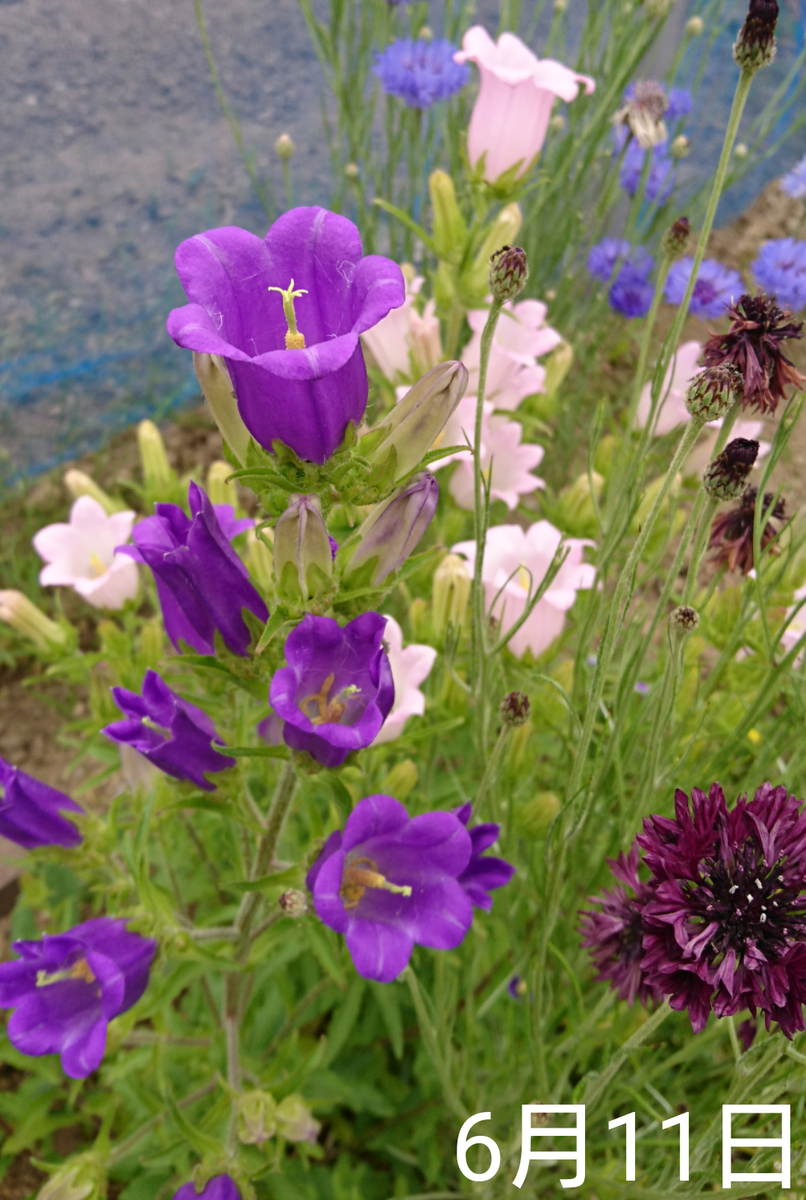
[455,26,595,183]
[375,615,438,744]
[448,414,545,511]
[453,521,595,658]
[361,273,443,382]
[462,298,562,410]
[33,497,139,611]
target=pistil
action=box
[268,279,308,349]
[340,856,413,909]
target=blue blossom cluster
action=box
[616,84,693,204]
[373,37,470,109]
[587,238,655,318]
[663,257,743,319]
[752,238,806,311]
[780,154,806,200]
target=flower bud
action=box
[671,135,690,159]
[63,470,120,515]
[279,889,307,917]
[246,527,274,593]
[273,494,332,600]
[137,420,173,495]
[344,162,359,179]
[685,363,743,420]
[276,1095,320,1144]
[489,245,529,302]
[379,758,418,802]
[686,14,704,34]
[661,216,691,261]
[734,141,749,158]
[549,113,566,133]
[36,1155,105,1200]
[0,590,67,651]
[193,351,252,467]
[500,691,530,727]
[518,791,559,834]
[429,169,467,262]
[365,361,468,482]
[733,0,778,72]
[408,595,428,642]
[274,132,295,160]
[556,471,604,534]
[206,460,239,508]
[670,605,699,634]
[344,474,439,587]
[432,553,471,640]
[466,203,523,297]
[238,1090,278,1147]
[703,438,760,500]
[418,24,433,40]
[534,339,573,418]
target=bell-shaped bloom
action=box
[374,615,437,744]
[454,803,515,910]
[636,340,704,435]
[367,362,468,482]
[104,669,236,791]
[0,917,157,1079]
[448,414,545,511]
[344,474,439,586]
[33,497,139,611]
[462,298,562,409]
[0,756,83,850]
[455,26,595,183]
[270,614,394,769]
[173,1179,240,1200]
[120,482,266,657]
[361,272,422,383]
[306,794,474,982]
[273,493,333,601]
[453,521,595,658]
[167,207,405,464]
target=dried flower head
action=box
[500,691,531,727]
[613,80,669,149]
[709,486,786,574]
[670,605,699,634]
[703,292,804,415]
[733,0,779,72]
[703,438,759,501]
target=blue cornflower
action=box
[587,239,654,283]
[666,87,693,124]
[752,238,806,311]
[609,265,655,319]
[780,154,806,200]
[663,257,743,319]
[619,139,676,204]
[373,38,470,109]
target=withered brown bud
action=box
[670,605,699,634]
[703,437,759,501]
[733,0,778,71]
[279,889,308,917]
[661,216,691,261]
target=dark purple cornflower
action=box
[270,614,394,769]
[580,845,662,1007]
[120,482,267,657]
[639,782,806,1037]
[104,669,236,791]
[173,1179,240,1200]
[167,207,405,464]
[752,239,806,312]
[780,154,806,200]
[663,257,743,319]
[373,38,470,109]
[586,239,653,284]
[703,292,805,415]
[0,756,83,850]
[454,803,515,910]
[709,486,786,574]
[0,918,157,1078]
[306,794,473,982]
[609,264,654,319]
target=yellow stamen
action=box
[518,565,531,591]
[36,957,97,988]
[300,675,361,726]
[89,553,108,578]
[268,278,308,350]
[340,856,412,909]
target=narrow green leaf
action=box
[302,924,348,991]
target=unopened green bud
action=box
[408,596,428,642]
[206,460,239,509]
[379,758,419,802]
[193,351,251,467]
[273,494,332,601]
[63,470,122,515]
[703,438,759,500]
[685,364,743,420]
[276,1094,320,1144]
[432,553,471,640]
[549,113,565,133]
[593,434,621,477]
[429,169,467,261]
[557,471,604,534]
[0,590,67,651]
[541,340,574,411]
[418,24,433,39]
[734,141,749,158]
[274,132,295,161]
[36,1155,105,1200]
[365,361,469,482]
[671,135,690,159]
[279,889,307,917]
[518,792,560,835]
[238,1090,278,1147]
[137,420,173,495]
[733,0,778,72]
[661,216,691,261]
[467,203,523,297]
[489,245,529,302]
[247,527,274,593]
[344,162,360,179]
[686,14,704,34]
[344,474,438,587]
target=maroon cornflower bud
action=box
[639,782,806,1038]
[670,605,699,634]
[684,363,743,421]
[579,845,663,1008]
[500,691,530,727]
[709,486,786,574]
[661,216,691,262]
[703,292,804,416]
[702,437,759,501]
[489,245,529,302]
[733,0,779,72]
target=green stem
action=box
[682,494,719,606]
[235,759,298,942]
[473,722,509,821]
[583,1001,672,1112]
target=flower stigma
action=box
[300,674,362,725]
[36,957,97,988]
[89,553,108,577]
[340,855,413,909]
[268,279,308,349]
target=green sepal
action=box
[256,607,294,655]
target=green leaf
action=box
[370,981,403,1060]
[372,198,437,255]
[322,978,365,1067]
[302,924,348,992]
[225,864,304,894]
[164,1086,221,1157]
[256,608,294,655]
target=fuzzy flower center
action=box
[36,957,97,988]
[268,279,308,350]
[340,855,412,909]
[689,849,806,961]
[300,674,361,725]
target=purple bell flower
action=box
[453,803,515,910]
[270,614,394,769]
[306,794,474,982]
[173,1178,240,1200]
[104,669,236,791]
[0,917,157,1079]
[166,207,406,465]
[0,756,83,850]
[120,482,267,657]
